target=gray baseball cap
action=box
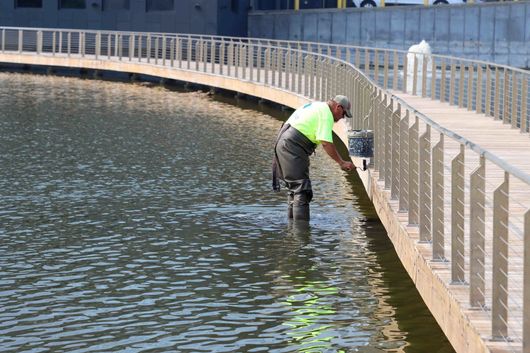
[332,95,352,118]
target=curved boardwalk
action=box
[1,27,529,353]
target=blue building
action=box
[1,0,250,36]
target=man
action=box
[272,95,355,221]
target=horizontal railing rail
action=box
[1,26,529,353]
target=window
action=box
[59,0,86,8]
[146,0,174,11]
[103,0,130,10]
[15,0,42,7]
[230,0,238,12]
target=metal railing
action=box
[1,26,529,353]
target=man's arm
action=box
[320,141,354,171]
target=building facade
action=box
[1,0,250,36]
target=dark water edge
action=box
[0,69,452,353]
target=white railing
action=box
[1,26,529,353]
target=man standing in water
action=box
[272,95,355,221]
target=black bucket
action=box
[348,130,374,158]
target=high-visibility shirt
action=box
[285,102,334,145]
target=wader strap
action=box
[272,123,290,191]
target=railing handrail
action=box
[3,26,528,76]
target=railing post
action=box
[494,67,500,120]
[80,32,85,57]
[364,49,370,78]
[170,38,174,67]
[476,65,483,114]
[503,69,510,124]
[264,48,270,85]
[146,34,151,63]
[419,124,431,243]
[187,37,192,70]
[408,115,420,225]
[273,48,279,87]
[432,133,444,260]
[378,94,387,182]
[318,59,324,101]
[384,98,393,189]
[59,31,63,54]
[248,44,254,81]
[403,54,408,94]
[297,52,303,94]
[524,209,530,353]
[422,53,428,98]
[450,61,456,105]
[67,32,71,57]
[227,43,233,77]
[452,144,466,284]
[374,50,379,85]
[393,51,398,91]
[18,29,23,53]
[492,172,509,340]
[458,61,465,108]
[177,38,183,69]
[412,54,418,96]
[391,104,401,200]
[118,34,123,60]
[241,45,247,80]
[284,44,291,89]
[373,90,381,172]
[430,55,435,99]
[138,35,142,62]
[52,31,56,56]
[304,55,310,97]
[277,49,283,88]
[290,51,296,91]
[522,77,528,133]
[114,33,119,59]
[129,34,133,61]
[37,30,42,54]
[202,40,208,72]
[470,155,486,307]
[107,33,111,59]
[383,51,389,89]
[1,29,5,53]
[155,37,160,65]
[399,110,410,212]
[95,32,100,60]
[467,63,474,111]
[162,35,167,66]
[440,59,446,102]
[210,40,213,73]
[325,59,332,98]
[511,72,518,129]
[486,65,492,117]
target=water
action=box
[0,72,454,353]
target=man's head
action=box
[329,95,352,122]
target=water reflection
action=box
[0,72,453,353]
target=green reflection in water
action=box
[283,281,344,353]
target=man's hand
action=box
[321,141,356,172]
[340,161,354,171]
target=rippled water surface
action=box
[0,73,454,353]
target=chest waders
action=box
[272,124,316,221]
